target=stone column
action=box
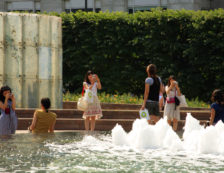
[0,13,63,108]
[100,0,128,12]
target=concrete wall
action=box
[213,0,224,9]
[40,0,64,13]
[194,0,210,10]
[1,0,224,12]
[128,0,167,7]
[0,1,5,11]
[65,0,101,9]
[168,0,210,10]
[7,1,33,11]
[101,0,128,12]
[0,13,63,108]
[6,1,40,11]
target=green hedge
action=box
[56,9,224,102]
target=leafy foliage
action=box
[56,9,224,102]
[63,92,209,108]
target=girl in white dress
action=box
[83,71,102,131]
[163,76,181,131]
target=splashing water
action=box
[1,113,224,172]
[112,113,224,155]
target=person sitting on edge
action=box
[28,98,57,133]
[0,86,18,136]
[210,89,224,125]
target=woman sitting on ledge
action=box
[28,98,57,133]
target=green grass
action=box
[63,92,210,108]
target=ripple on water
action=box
[1,115,224,172]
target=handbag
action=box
[174,88,180,107]
[139,109,150,120]
[5,107,10,114]
[175,96,180,106]
[177,95,188,107]
[84,89,94,103]
[166,97,175,104]
[77,87,88,111]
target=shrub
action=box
[57,9,224,101]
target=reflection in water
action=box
[1,135,45,172]
[0,135,14,141]
[31,133,56,143]
[0,133,75,172]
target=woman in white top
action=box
[83,71,102,131]
[163,76,181,131]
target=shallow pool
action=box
[0,131,224,173]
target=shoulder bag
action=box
[77,86,88,111]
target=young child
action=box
[210,89,224,125]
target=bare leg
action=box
[85,117,90,131]
[167,119,172,126]
[90,116,96,131]
[148,119,154,125]
[154,116,161,123]
[173,118,178,131]
[148,115,161,125]
[148,115,155,124]
[159,97,164,111]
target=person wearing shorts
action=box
[141,64,163,124]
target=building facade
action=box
[0,0,224,13]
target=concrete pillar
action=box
[40,0,64,13]
[0,13,63,108]
[101,0,128,12]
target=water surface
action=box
[0,132,224,173]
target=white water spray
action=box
[112,113,224,155]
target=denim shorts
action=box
[145,101,160,116]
